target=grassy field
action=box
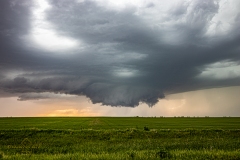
[0,117,240,159]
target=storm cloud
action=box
[0,0,240,107]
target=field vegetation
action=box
[0,117,240,159]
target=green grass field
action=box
[0,117,240,159]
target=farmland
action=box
[0,117,240,159]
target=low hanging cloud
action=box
[0,0,240,107]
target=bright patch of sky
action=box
[28,0,80,52]
[198,61,240,80]
[112,67,139,78]
[205,0,240,37]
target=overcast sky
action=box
[0,0,240,116]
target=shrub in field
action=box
[156,149,171,158]
[143,126,150,131]
[127,151,135,159]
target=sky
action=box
[0,0,240,117]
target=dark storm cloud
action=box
[0,0,35,62]
[0,0,240,107]
[0,0,32,37]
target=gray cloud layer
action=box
[0,0,240,107]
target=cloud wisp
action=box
[0,0,240,107]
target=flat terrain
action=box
[0,117,240,159]
[1,117,240,130]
